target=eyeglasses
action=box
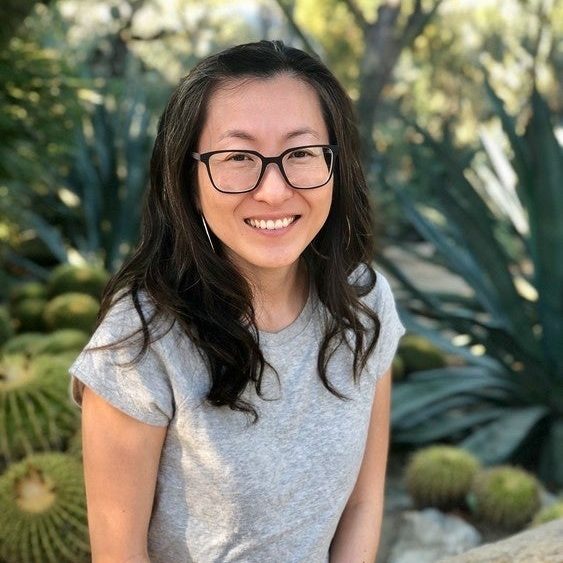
[192,144,338,194]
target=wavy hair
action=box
[95,40,381,423]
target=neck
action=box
[240,260,309,333]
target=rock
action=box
[437,518,563,562]
[387,509,482,563]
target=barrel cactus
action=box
[1,333,47,356]
[47,263,109,299]
[67,428,82,459]
[469,465,541,530]
[0,452,90,562]
[398,334,447,373]
[392,354,405,380]
[405,445,481,510]
[10,298,47,332]
[43,293,99,333]
[0,305,14,346]
[9,281,48,304]
[531,500,563,527]
[33,329,90,355]
[0,354,80,461]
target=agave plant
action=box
[381,84,563,487]
[49,60,163,269]
[2,53,168,279]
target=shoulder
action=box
[90,288,172,349]
[349,263,407,378]
[348,262,396,312]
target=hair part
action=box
[93,40,381,423]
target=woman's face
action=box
[195,74,333,278]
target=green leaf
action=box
[538,418,563,488]
[394,406,508,444]
[523,90,563,376]
[23,210,68,262]
[391,367,516,423]
[460,406,548,464]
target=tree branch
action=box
[402,0,444,50]
[273,0,317,55]
[340,0,369,30]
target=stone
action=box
[437,518,563,562]
[387,508,482,563]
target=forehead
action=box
[199,74,328,147]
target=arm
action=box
[81,385,168,563]
[329,368,392,563]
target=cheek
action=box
[316,185,333,219]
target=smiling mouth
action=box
[244,216,299,230]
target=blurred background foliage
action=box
[1,0,562,487]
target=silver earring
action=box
[201,215,216,253]
[345,216,352,250]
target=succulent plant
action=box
[9,282,48,304]
[469,465,541,530]
[0,305,14,346]
[43,292,99,333]
[1,333,47,356]
[397,334,447,373]
[530,500,563,527]
[392,354,405,380]
[0,354,80,461]
[405,445,480,510]
[67,427,82,459]
[0,452,90,562]
[33,329,89,356]
[10,298,47,333]
[47,263,109,299]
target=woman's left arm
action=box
[329,368,392,563]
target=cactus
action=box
[9,281,48,304]
[1,333,47,356]
[0,305,14,346]
[530,500,563,527]
[0,452,90,562]
[47,263,109,299]
[398,334,446,373]
[469,465,541,530]
[33,329,89,355]
[392,355,405,380]
[43,292,99,333]
[0,354,80,461]
[67,427,82,459]
[10,298,47,333]
[405,445,480,509]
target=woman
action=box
[70,40,406,563]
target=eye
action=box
[225,152,253,162]
[288,148,314,159]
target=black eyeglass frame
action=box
[192,144,339,194]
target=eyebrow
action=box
[218,127,321,142]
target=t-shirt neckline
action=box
[257,280,317,348]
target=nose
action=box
[252,162,293,205]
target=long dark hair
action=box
[95,40,381,423]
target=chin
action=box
[230,249,304,273]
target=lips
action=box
[244,215,299,230]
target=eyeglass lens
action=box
[208,146,334,192]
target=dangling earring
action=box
[201,215,216,253]
[345,216,352,250]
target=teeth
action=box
[247,216,296,230]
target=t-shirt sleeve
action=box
[370,270,407,381]
[68,294,173,427]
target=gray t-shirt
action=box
[69,266,406,563]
